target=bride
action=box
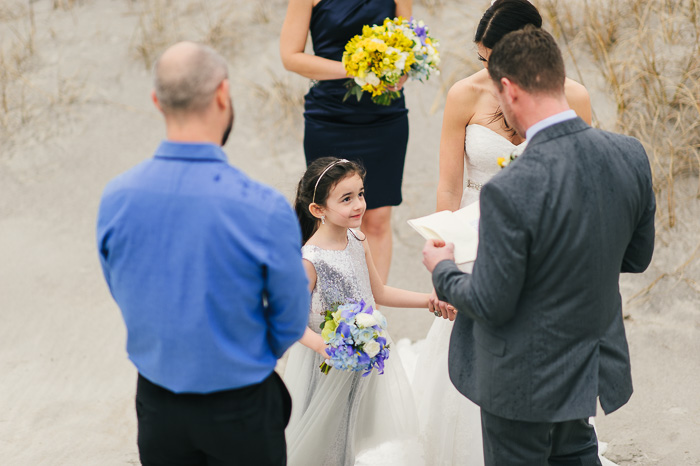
[413,1,596,464]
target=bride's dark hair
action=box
[475,0,543,133]
[475,0,542,48]
[294,157,366,243]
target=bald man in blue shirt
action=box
[97,41,309,465]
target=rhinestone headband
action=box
[312,159,350,204]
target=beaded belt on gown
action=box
[466,179,483,191]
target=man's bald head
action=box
[153,42,228,115]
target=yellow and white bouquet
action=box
[342,17,440,106]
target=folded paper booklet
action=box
[407,201,480,264]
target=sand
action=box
[0,1,698,464]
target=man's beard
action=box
[221,98,234,146]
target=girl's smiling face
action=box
[322,174,366,229]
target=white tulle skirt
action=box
[283,337,420,466]
[284,328,618,466]
[412,317,485,465]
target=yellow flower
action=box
[321,319,337,342]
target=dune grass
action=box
[541,0,700,300]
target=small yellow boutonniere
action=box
[497,141,528,169]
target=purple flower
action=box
[413,24,428,45]
[336,321,352,339]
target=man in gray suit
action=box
[423,27,656,465]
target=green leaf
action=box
[371,90,401,106]
[319,361,332,374]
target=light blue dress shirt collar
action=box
[154,140,228,162]
[525,109,577,142]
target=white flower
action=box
[365,71,380,87]
[355,312,379,328]
[364,340,380,358]
[354,76,367,87]
[395,57,406,71]
[512,140,528,157]
[372,309,388,329]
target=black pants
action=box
[136,372,292,466]
[480,409,602,466]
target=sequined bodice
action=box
[461,124,526,207]
[301,230,375,334]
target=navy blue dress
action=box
[304,0,409,210]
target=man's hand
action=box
[429,289,458,321]
[422,239,456,273]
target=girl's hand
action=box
[429,289,457,320]
[316,342,330,358]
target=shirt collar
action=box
[525,110,577,141]
[153,140,228,163]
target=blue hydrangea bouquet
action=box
[319,300,390,376]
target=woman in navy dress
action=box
[281,0,412,283]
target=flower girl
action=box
[283,157,430,466]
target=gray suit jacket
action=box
[433,118,655,422]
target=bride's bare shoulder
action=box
[447,69,492,103]
[564,78,589,100]
[564,78,592,124]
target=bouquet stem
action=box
[319,361,332,375]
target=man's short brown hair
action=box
[488,26,565,96]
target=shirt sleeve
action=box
[96,193,115,297]
[432,181,528,327]
[261,194,310,358]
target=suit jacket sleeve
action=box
[261,195,311,358]
[621,151,656,273]
[432,181,528,327]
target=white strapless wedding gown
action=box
[410,124,618,466]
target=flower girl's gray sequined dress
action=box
[283,230,417,466]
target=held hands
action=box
[422,239,456,273]
[428,289,457,321]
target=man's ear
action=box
[308,203,325,219]
[152,90,163,113]
[501,77,518,103]
[215,78,230,110]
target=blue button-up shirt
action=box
[97,141,309,393]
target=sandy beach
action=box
[1,1,698,464]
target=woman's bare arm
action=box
[395,0,412,18]
[280,0,348,80]
[565,78,592,125]
[436,80,477,212]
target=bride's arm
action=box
[298,259,329,357]
[436,80,477,212]
[564,78,592,125]
[280,0,348,81]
